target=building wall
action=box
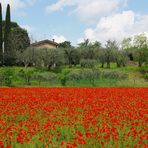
[33,43,57,49]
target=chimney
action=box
[52,39,55,42]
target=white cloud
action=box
[80,11,148,45]
[0,0,37,11]
[52,35,66,43]
[0,0,26,10]
[20,25,34,32]
[46,0,127,22]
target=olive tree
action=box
[95,48,106,68]
[16,47,36,67]
[133,33,148,67]
[63,48,80,67]
[105,40,118,68]
[43,48,64,70]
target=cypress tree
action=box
[0,3,3,65]
[4,4,15,66]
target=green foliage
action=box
[10,27,30,53]
[18,69,34,85]
[46,48,64,70]
[102,71,128,80]
[70,48,80,66]
[96,48,106,68]
[80,69,100,79]
[115,50,128,67]
[140,64,148,80]
[63,48,80,67]
[2,20,19,29]
[0,66,147,87]
[80,69,101,86]
[140,65,148,74]
[67,69,82,81]
[58,41,72,48]
[0,3,2,65]
[121,37,132,51]
[80,47,96,60]
[4,4,14,66]
[105,40,119,68]
[59,69,71,86]
[0,3,30,66]
[4,4,11,39]
[144,73,148,80]
[133,33,148,67]
[0,68,15,86]
[33,72,47,85]
[33,72,57,85]
[2,21,30,66]
[80,59,97,68]
[16,47,41,67]
[29,48,65,70]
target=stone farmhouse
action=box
[31,39,58,49]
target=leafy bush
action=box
[0,68,15,86]
[67,70,82,81]
[66,69,101,86]
[0,72,3,85]
[33,72,47,85]
[33,72,57,85]
[144,73,148,80]
[59,69,71,86]
[18,69,34,85]
[80,59,97,68]
[80,69,101,86]
[140,65,148,74]
[102,71,128,80]
[48,72,57,82]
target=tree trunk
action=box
[48,64,52,71]
[101,63,104,68]
[138,61,142,67]
[116,62,120,67]
[107,62,110,69]
[123,63,126,67]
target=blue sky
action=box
[0,0,148,45]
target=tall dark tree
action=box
[58,41,72,48]
[4,4,15,66]
[2,21,30,52]
[0,3,3,65]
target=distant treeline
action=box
[0,3,148,69]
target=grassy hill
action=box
[0,64,147,87]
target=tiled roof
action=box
[31,39,58,46]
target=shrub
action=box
[140,65,148,74]
[18,69,34,85]
[0,71,4,85]
[80,69,101,86]
[144,73,148,80]
[102,71,128,80]
[1,68,15,86]
[59,69,71,86]
[67,70,82,81]
[47,72,57,84]
[80,59,97,68]
[80,69,100,79]
[33,72,57,85]
[33,72,47,85]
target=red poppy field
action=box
[0,87,148,148]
